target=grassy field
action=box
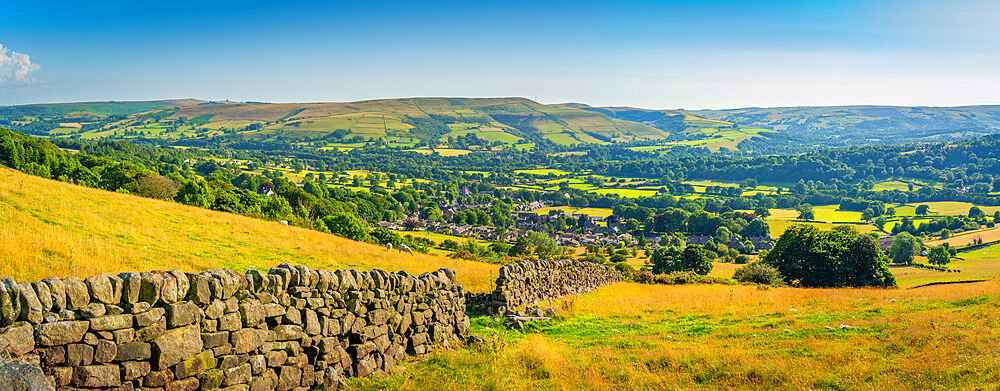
[353,280,1000,390]
[0,167,498,292]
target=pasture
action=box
[353,281,1000,390]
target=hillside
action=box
[562,103,776,152]
[693,105,1000,148]
[0,166,498,291]
[0,97,670,148]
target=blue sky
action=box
[2,0,999,108]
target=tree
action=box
[321,212,369,242]
[754,207,771,218]
[650,246,683,274]
[134,174,180,200]
[915,204,929,215]
[369,227,404,246]
[796,204,814,220]
[742,218,770,237]
[763,224,895,287]
[176,178,213,208]
[928,246,951,267]
[507,237,530,257]
[888,232,921,265]
[714,226,732,243]
[681,244,713,275]
[969,206,985,219]
[733,263,784,285]
[874,216,887,231]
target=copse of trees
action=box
[763,224,895,287]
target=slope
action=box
[692,105,1000,148]
[0,166,498,291]
[562,103,775,152]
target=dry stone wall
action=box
[468,259,622,313]
[0,263,469,391]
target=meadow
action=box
[353,280,1000,390]
[0,167,499,292]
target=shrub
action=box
[614,262,634,276]
[733,263,785,286]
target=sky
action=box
[2,0,1000,109]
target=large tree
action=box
[763,224,895,287]
[888,232,921,265]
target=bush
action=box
[734,254,750,264]
[613,262,634,276]
[733,263,785,286]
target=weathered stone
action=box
[185,273,212,306]
[283,307,301,325]
[219,312,242,331]
[135,307,165,328]
[15,282,42,324]
[40,346,66,366]
[138,272,164,305]
[248,355,265,375]
[201,331,229,349]
[166,301,200,328]
[85,274,117,304]
[135,318,167,342]
[144,368,174,387]
[41,277,67,311]
[238,299,265,327]
[83,332,100,345]
[115,341,152,361]
[0,359,55,391]
[151,325,203,370]
[73,364,121,387]
[218,353,249,370]
[166,377,200,391]
[121,360,151,381]
[277,366,301,390]
[118,272,142,305]
[173,349,216,379]
[31,281,52,313]
[274,325,303,341]
[62,276,90,310]
[36,320,90,346]
[231,328,266,354]
[66,343,95,366]
[79,303,107,318]
[90,314,134,331]
[51,366,74,387]
[0,280,18,327]
[263,303,285,318]
[113,328,136,344]
[223,363,251,386]
[0,322,35,355]
[304,310,320,335]
[265,350,287,367]
[95,339,118,363]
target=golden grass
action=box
[926,226,1000,247]
[356,281,1000,390]
[0,167,498,291]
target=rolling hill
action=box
[0,166,498,292]
[692,105,1000,148]
[0,97,671,148]
[561,103,776,152]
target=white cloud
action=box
[0,44,41,85]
